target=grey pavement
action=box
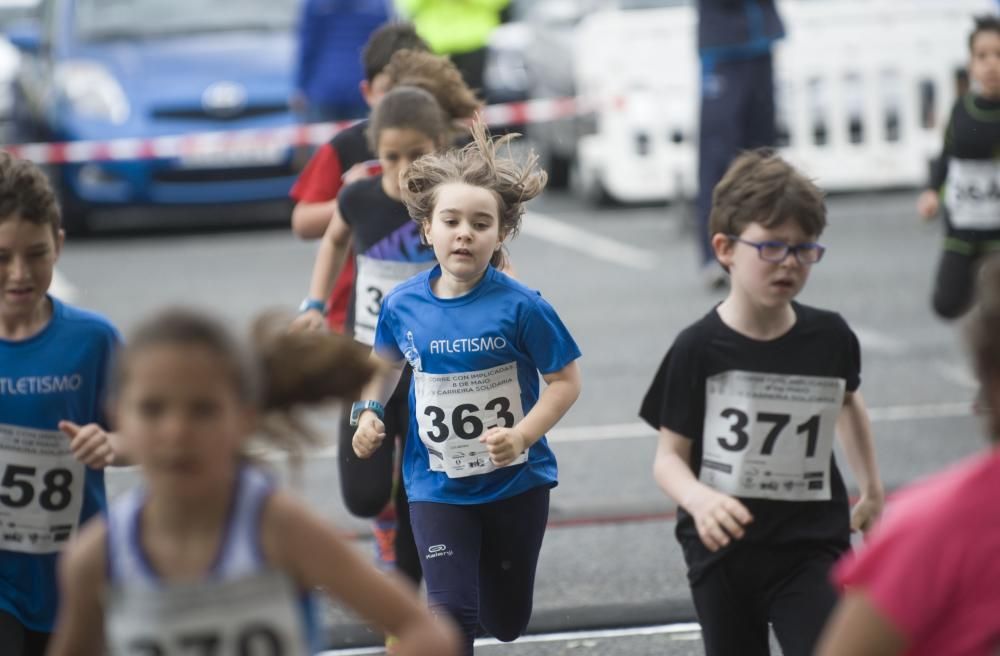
[74,187,986,654]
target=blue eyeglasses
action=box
[727,235,826,264]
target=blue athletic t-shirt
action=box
[374,265,581,505]
[0,296,121,631]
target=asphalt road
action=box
[66,187,985,654]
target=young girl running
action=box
[352,121,582,654]
[291,86,457,601]
[46,309,459,656]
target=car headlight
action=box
[55,60,130,125]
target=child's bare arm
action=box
[653,427,753,552]
[46,520,108,656]
[291,199,339,240]
[352,353,406,458]
[836,391,884,533]
[263,493,460,656]
[816,591,906,656]
[481,360,581,466]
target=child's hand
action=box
[850,491,883,535]
[290,309,326,333]
[352,413,386,459]
[59,421,114,469]
[916,189,940,221]
[685,486,754,552]
[480,426,527,467]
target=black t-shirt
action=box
[639,302,860,583]
[928,94,1000,239]
[331,119,373,173]
[338,176,436,345]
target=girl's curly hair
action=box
[383,49,481,121]
[400,118,547,269]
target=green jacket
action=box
[395,0,509,55]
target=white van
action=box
[572,0,997,204]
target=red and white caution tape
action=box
[3,96,588,166]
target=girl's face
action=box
[377,128,438,199]
[424,182,503,282]
[114,344,253,500]
[971,30,1000,99]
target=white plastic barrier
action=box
[573,0,996,204]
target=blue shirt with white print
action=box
[374,265,581,505]
[0,296,121,631]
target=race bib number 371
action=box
[699,371,845,501]
[414,362,526,478]
[0,423,85,553]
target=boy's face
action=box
[970,29,1000,99]
[0,216,62,324]
[713,221,818,309]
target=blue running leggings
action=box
[409,485,550,655]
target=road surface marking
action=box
[250,400,976,462]
[318,622,704,655]
[522,211,660,270]
[853,326,908,356]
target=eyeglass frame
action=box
[726,235,826,264]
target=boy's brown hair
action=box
[969,14,1000,52]
[708,149,826,240]
[0,151,61,237]
[362,22,429,83]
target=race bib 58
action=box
[0,422,85,553]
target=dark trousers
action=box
[0,612,49,656]
[697,53,777,266]
[409,485,550,656]
[338,366,421,587]
[932,235,1000,319]
[690,544,840,656]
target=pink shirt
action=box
[834,448,1000,655]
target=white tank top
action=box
[104,466,315,655]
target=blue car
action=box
[8,0,300,233]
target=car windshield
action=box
[0,0,39,30]
[75,0,297,41]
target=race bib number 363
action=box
[0,422,85,553]
[414,362,526,478]
[699,371,845,501]
[107,571,308,656]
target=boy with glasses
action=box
[639,149,884,656]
